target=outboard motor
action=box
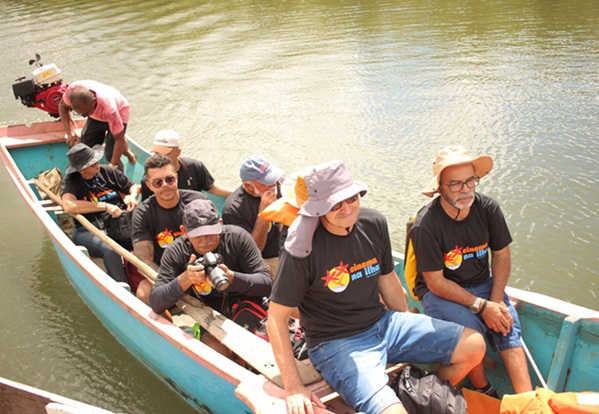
[12,54,68,118]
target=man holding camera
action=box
[150,199,272,318]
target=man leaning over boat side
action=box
[58,80,136,171]
[409,145,533,396]
[131,153,208,304]
[266,160,485,414]
[61,143,139,284]
[139,129,232,201]
[150,199,272,354]
[222,156,284,279]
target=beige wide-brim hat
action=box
[422,146,493,197]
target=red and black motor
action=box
[12,54,68,118]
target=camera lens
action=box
[208,267,230,292]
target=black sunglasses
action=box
[330,194,360,212]
[150,175,177,188]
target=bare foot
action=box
[125,149,137,165]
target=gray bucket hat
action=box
[66,144,104,174]
[285,160,367,258]
[299,160,367,217]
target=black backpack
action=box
[230,300,268,334]
[233,299,308,360]
[393,365,468,414]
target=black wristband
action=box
[479,299,488,314]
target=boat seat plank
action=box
[180,295,323,388]
[172,313,197,329]
[547,315,581,391]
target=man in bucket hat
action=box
[410,146,532,397]
[150,199,271,349]
[223,156,284,278]
[266,160,485,414]
[61,143,139,284]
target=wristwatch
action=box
[469,297,483,314]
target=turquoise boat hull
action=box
[2,121,597,413]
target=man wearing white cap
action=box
[267,160,485,414]
[140,129,232,200]
[410,146,532,396]
[222,156,284,278]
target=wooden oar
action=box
[32,178,322,388]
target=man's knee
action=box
[454,327,486,365]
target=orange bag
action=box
[548,391,599,414]
[463,388,501,414]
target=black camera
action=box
[194,252,230,292]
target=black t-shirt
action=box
[150,225,272,313]
[270,208,395,348]
[412,193,512,299]
[222,185,281,259]
[131,189,208,264]
[140,157,215,200]
[61,165,134,229]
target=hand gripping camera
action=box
[194,252,230,293]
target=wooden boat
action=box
[0,375,117,414]
[1,120,598,413]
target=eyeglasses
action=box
[150,175,177,188]
[443,176,480,193]
[330,194,360,212]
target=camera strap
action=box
[220,293,231,318]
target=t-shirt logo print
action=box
[321,261,351,293]
[193,281,213,295]
[444,246,463,270]
[156,229,175,248]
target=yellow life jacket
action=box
[404,216,419,301]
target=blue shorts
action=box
[421,277,522,353]
[308,310,463,414]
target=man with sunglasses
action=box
[131,153,208,304]
[222,156,284,278]
[139,129,233,201]
[410,146,532,397]
[267,160,485,414]
[58,80,136,171]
